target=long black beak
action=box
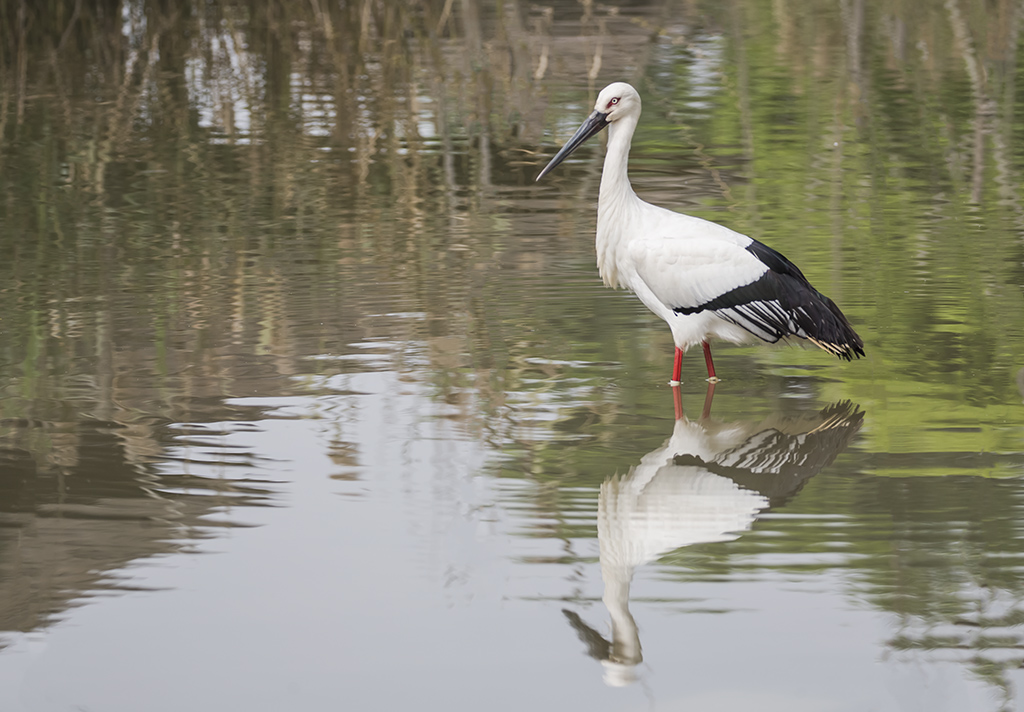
[535,110,610,181]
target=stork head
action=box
[594,82,641,123]
[536,82,641,181]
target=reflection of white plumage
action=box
[565,398,863,686]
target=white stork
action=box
[537,82,864,383]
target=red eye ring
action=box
[607,97,620,108]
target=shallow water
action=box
[2,1,1024,710]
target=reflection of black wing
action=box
[562,609,611,662]
[673,401,864,505]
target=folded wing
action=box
[630,237,864,359]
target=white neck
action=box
[598,116,639,204]
[596,114,641,288]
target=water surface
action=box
[2,1,1024,710]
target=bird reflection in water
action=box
[563,386,863,686]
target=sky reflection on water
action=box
[0,370,1018,712]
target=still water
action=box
[2,0,1024,710]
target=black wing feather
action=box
[674,240,865,360]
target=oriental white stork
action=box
[537,82,865,383]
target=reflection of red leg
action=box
[672,385,683,420]
[702,340,716,380]
[701,382,716,420]
[672,347,683,383]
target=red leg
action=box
[672,347,683,384]
[702,340,717,381]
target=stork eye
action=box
[607,97,620,109]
